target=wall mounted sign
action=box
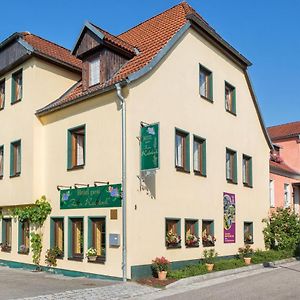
[60,184,122,209]
[140,123,159,171]
[223,192,236,243]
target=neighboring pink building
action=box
[268,122,300,214]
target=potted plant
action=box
[185,233,200,247]
[203,249,218,272]
[19,244,29,254]
[166,231,181,248]
[152,256,170,280]
[86,247,97,261]
[202,232,216,247]
[45,247,63,268]
[238,244,253,265]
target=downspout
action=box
[115,83,127,282]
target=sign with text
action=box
[223,192,236,243]
[60,184,122,209]
[140,123,159,171]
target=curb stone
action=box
[165,257,296,289]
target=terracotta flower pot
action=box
[244,257,251,265]
[158,271,167,280]
[206,263,214,272]
[88,256,97,262]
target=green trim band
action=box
[0,259,121,281]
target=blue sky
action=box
[1,0,299,126]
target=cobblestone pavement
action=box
[17,283,159,300]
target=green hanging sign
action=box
[140,123,159,171]
[60,184,122,209]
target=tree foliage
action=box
[12,195,52,226]
[263,208,300,251]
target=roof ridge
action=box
[21,32,72,53]
[118,2,186,38]
[268,120,300,129]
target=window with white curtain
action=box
[89,57,100,86]
[68,126,85,169]
[269,180,275,208]
[284,183,291,208]
[199,65,212,100]
[193,136,206,175]
[0,80,5,109]
[175,130,189,171]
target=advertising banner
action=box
[140,123,159,171]
[60,184,122,209]
[223,192,236,243]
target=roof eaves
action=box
[17,38,34,53]
[186,13,252,68]
[270,164,300,180]
[32,51,81,73]
[244,70,273,150]
[36,79,127,117]
[128,21,191,82]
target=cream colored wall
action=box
[0,58,79,207]
[38,92,123,278]
[125,28,270,274]
[0,27,270,279]
[0,57,80,266]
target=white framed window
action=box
[269,179,275,208]
[89,57,100,86]
[284,183,291,208]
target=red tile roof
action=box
[22,32,82,70]
[270,160,300,176]
[268,121,300,140]
[37,2,249,115]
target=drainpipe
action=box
[115,83,127,282]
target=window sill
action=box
[68,256,83,262]
[10,173,21,178]
[226,179,237,185]
[185,244,199,248]
[18,251,29,255]
[225,109,237,116]
[87,256,106,264]
[67,165,85,171]
[175,167,190,174]
[166,244,181,249]
[200,95,213,103]
[11,99,22,105]
[194,171,206,177]
[202,243,215,248]
[243,183,253,188]
[0,107,4,111]
[244,241,254,245]
[0,175,3,180]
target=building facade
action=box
[0,3,271,280]
[268,122,300,213]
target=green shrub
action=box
[263,208,300,252]
[168,264,207,279]
[251,249,293,264]
[214,258,245,271]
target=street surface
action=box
[0,261,299,299]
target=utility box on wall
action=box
[109,233,120,247]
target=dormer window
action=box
[89,56,100,86]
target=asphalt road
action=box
[163,262,300,300]
[0,266,116,299]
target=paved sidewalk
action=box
[18,283,158,300]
